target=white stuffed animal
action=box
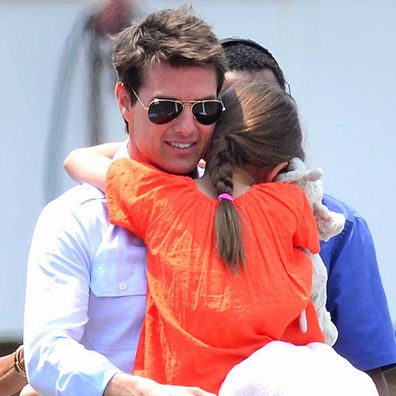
[276,158,345,242]
[276,158,345,346]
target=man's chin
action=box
[160,163,197,176]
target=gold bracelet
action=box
[13,345,26,378]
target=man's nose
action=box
[173,105,196,136]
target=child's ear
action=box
[267,161,288,182]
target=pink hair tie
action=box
[218,193,234,203]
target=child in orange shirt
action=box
[65,82,378,395]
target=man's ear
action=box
[115,82,132,115]
[267,161,288,182]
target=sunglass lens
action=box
[148,100,182,125]
[148,100,183,124]
[193,101,223,125]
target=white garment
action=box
[24,144,148,396]
[219,341,379,396]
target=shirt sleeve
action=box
[106,159,178,240]
[24,196,119,396]
[320,195,396,371]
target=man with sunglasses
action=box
[23,8,225,396]
[219,37,396,395]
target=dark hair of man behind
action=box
[206,82,305,272]
[112,8,228,102]
[222,39,286,91]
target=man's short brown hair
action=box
[112,8,227,101]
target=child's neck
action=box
[195,167,258,199]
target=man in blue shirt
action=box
[221,37,396,395]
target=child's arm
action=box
[64,142,123,191]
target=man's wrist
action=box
[366,369,389,396]
[104,372,144,396]
[0,347,28,396]
[13,345,26,378]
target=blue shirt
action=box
[321,194,396,371]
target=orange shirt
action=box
[106,159,324,394]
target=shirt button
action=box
[119,282,127,291]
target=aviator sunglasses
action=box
[131,88,226,125]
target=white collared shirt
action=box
[24,143,147,396]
